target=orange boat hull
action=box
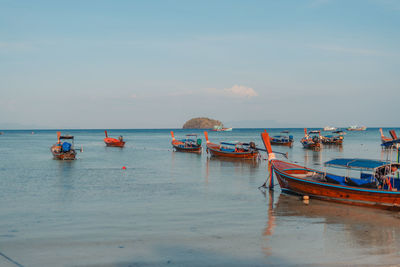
[104,138,125,147]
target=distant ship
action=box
[212,125,233,132]
[323,126,337,131]
[347,125,367,131]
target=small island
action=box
[182,117,223,129]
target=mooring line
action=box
[0,251,24,267]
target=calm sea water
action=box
[1,128,400,266]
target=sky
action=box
[1,0,399,129]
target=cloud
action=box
[206,85,258,98]
[310,44,384,56]
[225,85,258,98]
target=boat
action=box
[260,131,400,210]
[211,125,233,132]
[347,125,367,131]
[320,134,344,145]
[323,126,337,131]
[332,130,346,135]
[380,128,400,148]
[204,131,259,159]
[269,131,294,147]
[50,132,77,160]
[171,131,202,153]
[300,128,321,150]
[104,130,125,147]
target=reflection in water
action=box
[261,190,276,256]
[323,144,343,152]
[207,156,260,176]
[208,156,260,167]
[267,192,400,257]
[303,149,322,166]
[56,160,75,204]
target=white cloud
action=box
[206,85,258,98]
[310,44,383,56]
[224,85,258,98]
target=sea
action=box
[1,128,400,266]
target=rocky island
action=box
[182,117,223,129]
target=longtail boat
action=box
[269,131,294,147]
[332,130,346,135]
[380,128,400,148]
[104,130,125,147]
[300,128,321,150]
[171,131,202,153]
[50,132,77,160]
[204,131,259,159]
[261,131,400,210]
[320,134,344,145]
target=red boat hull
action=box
[271,160,400,210]
[206,143,258,159]
[104,138,125,147]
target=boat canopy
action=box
[60,135,74,139]
[324,158,390,170]
[220,142,240,146]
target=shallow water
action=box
[0,128,400,266]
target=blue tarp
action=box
[324,158,389,170]
[220,147,235,152]
[62,142,72,152]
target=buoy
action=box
[122,166,126,170]
[303,199,309,205]
[303,195,309,200]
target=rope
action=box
[0,251,24,267]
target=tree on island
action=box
[182,117,223,129]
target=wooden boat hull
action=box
[51,145,76,160]
[270,139,293,147]
[206,143,258,159]
[271,160,400,210]
[172,141,202,153]
[321,139,343,145]
[301,141,321,149]
[104,138,125,147]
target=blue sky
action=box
[1,0,399,129]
